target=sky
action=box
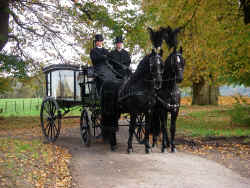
[3,0,142,71]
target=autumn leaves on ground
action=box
[0,96,250,188]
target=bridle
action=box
[148,47,164,90]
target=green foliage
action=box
[71,0,151,58]
[228,104,250,126]
[0,77,12,94]
[141,0,249,87]
[0,53,28,78]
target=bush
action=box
[229,103,250,126]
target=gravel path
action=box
[56,126,250,188]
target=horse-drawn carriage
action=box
[40,26,185,153]
[40,64,145,146]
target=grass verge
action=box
[177,105,250,139]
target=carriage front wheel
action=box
[40,97,61,142]
[80,109,91,146]
[134,113,146,144]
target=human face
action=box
[116,42,123,50]
[96,41,103,47]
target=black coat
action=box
[90,47,122,115]
[109,49,131,77]
[90,47,118,81]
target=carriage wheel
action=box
[134,113,146,144]
[91,109,103,139]
[40,97,61,142]
[80,109,91,146]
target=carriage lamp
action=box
[78,71,86,100]
[78,71,85,86]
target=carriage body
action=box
[40,64,145,146]
[40,64,100,143]
[43,64,96,108]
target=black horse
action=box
[151,26,186,153]
[102,27,166,153]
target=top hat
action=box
[115,36,123,43]
[95,34,104,42]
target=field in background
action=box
[181,96,250,106]
[0,96,249,117]
[0,98,82,117]
[0,98,42,116]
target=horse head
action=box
[148,49,164,90]
[147,27,165,90]
[147,27,164,50]
[161,26,182,50]
[164,46,185,83]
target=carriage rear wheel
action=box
[80,109,91,146]
[91,109,103,139]
[134,113,146,144]
[40,97,61,142]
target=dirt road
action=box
[56,126,250,188]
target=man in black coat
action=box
[90,34,118,83]
[109,36,132,78]
[90,34,121,150]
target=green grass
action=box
[0,98,42,116]
[0,98,82,117]
[177,106,250,138]
[228,104,250,126]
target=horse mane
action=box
[127,55,150,84]
[163,50,175,78]
[147,27,165,49]
[161,26,182,49]
[124,27,166,87]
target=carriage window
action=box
[51,70,75,99]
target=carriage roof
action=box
[43,64,81,73]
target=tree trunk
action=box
[192,79,219,105]
[0,1,9,51]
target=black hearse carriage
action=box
[40,64,145,146]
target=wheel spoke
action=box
[44,103,50,117]
[45,122,50,131]
[48,101,53,116]
[52,123,56,139]
[52,103,56,117]
[47,122,51,138]
[49,101,54,117]
[41,98,61,143]
[50,122,54,140]
[54,121,59,134]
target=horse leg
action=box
[152,110,158,148]
[145,111,151,154]
[165,112,170,148]
[170,110,178,152]
[110,114,117,151]
[152,135,157,148]
[161,110,167,153]
[127,113,136,153]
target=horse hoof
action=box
[145,148,150,154]
[171,147,176,153]
[111,145,117,151]
[127,148,133,154]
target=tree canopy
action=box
[0,0,249,93]
[140,0,249,86]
